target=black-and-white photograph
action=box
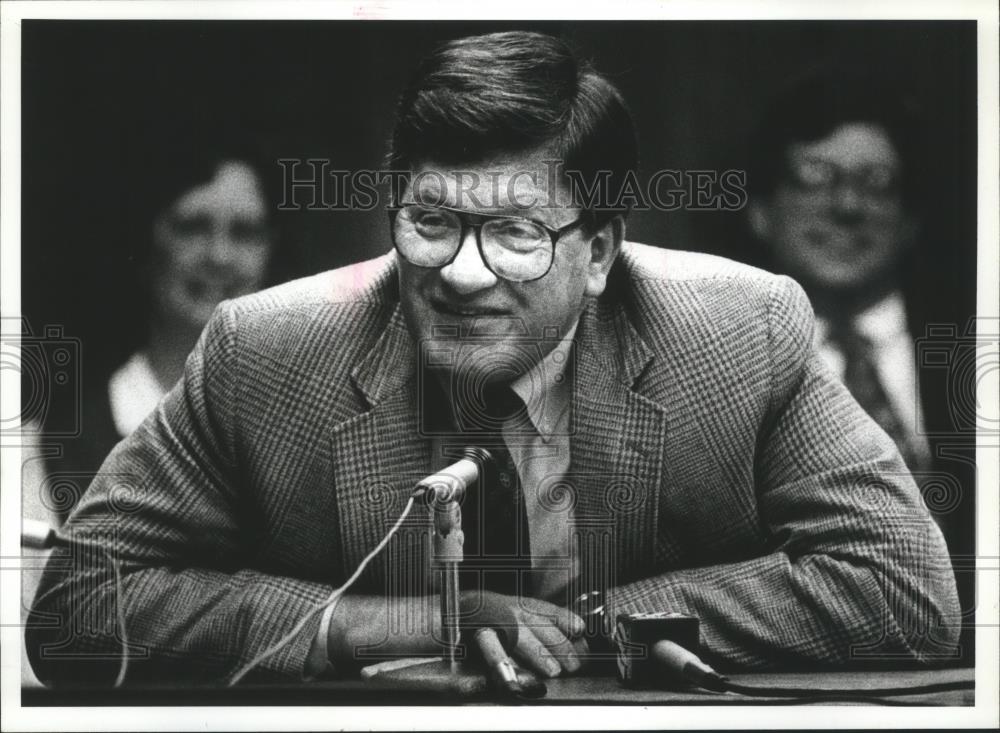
[2,2,997,729]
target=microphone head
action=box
[413,448,493,503]
[420,475,467,505]
[21,519,56,550]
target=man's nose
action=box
[205,227,236,266]
[439,228,498,294]
[829,183,867,219]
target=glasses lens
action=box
[393,205,461,266]
[788,159,899,199]
[789,158,835,189]
[481,219,552,281]
[859,165,898,196]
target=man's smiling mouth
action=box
[430,300,510,317]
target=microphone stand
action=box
[432,491,464,673]
[421,446,490,674]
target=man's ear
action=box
[746,200,772,242]
[584,216,624,297]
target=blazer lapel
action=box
[328,294,670,597]
[570,298,667,593]
[330,305,434,593]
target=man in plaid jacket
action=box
[27,31,959,685]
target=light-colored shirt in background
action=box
[109,351,165,438]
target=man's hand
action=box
[463,591,588,678]
[323,592,587,677]
[326,595,442,668]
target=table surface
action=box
[22,666,974,707]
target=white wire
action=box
[108,551,128,688]
[227,496,417,686]
[53,535,129,688]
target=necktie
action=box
[829,321,923,473]
[456,385,533,598]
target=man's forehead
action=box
[408,154,574,214]
[788,122,900,169]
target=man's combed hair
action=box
[389,31,639,229]
[747,69,925,211]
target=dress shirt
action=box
[108,352,165,438]
[506,319,579,603]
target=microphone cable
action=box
[717,677,972,699]
[26,497,419,688]
[654,639,973,703]
[27,452,482,686]
[227,496,417,685]
[22,521,130,688]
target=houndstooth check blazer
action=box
[28,242,960,684]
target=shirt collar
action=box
[816,290,909,345]
[509,319,578,443]
[109,351,165,437]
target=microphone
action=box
[461,592,546,699]
[472,628,544,700]
[650,638,725,691]
[615,611,724,689]
[412,447,492,503]
[417,447,492,669]
[615,612,975,701]
[21,519,65,550]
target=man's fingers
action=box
[517,598,585,639]
[571,636,590,669]
[513,626,562,678]
[528,618,581,674]
[553,606,586,639]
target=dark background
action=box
[20,20,979,657]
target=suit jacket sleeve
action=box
[27,301,331,685]
[607,276,961,669]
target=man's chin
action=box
[424,314,531,340]
[420,338,536,386]
[800,264,901,306]
[163,299,217,332]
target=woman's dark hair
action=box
[388,31,639,230]
[746,69,925,212]
[126,128,274,233]
[121,125,289,286]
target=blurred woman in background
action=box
[37,132,282,523]
[110,155,274,436]
[21,134,281,684]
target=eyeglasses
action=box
[786,157,900,199]
[389,203,586,283]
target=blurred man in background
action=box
[746,73,929,477]
[744,72,974,662]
